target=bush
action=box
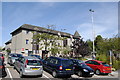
[112,60,120,70]
[96,53,120,70]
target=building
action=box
[5,24,80,58]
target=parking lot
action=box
[1,57,119,80]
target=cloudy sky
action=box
[1,1,118,46]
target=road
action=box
[1,58,119,80]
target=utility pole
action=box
[89,9,96,59]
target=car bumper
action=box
[82,71,94,77]
[102,70,111,73]
[23,69,43,76]
[57,70,74,76]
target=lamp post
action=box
[89,9,96,59]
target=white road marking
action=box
[6,68,13,80]
[43,74,51,80]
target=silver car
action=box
[7,53,22,66]
[14,56,43,78]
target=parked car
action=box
[0,58,7,77]
[7,53,23,66]
[30,55,43,63]
[85,60,111,75]
[14,56,43,78]
[70,59,94,77]
[43,56,74,78]
[0,54,4,62]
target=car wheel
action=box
[20,70,24,78]
[39,74,42,77]
[95,69,101,75]
[67,75,71,78]
[52,71,57,78]
[78,71,82,77]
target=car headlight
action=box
[83,69,89,72]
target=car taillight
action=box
[59,66,62,70]
[25,60,28,68]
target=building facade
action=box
[5,24,80,58]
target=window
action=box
[85,61,93,64]
[93,61,100,65]
[62,60,73,67]
[26,39,29,44]
[26,30,29,34]
[63,39,67,47]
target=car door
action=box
[92,61,100,70]
[19,58,25,71]
[16,57,23,72]
[43,57,50,70]
[72,60,79,72]
[85,60,95,69]
[46,58,54,72]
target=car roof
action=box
[70,59,82,61]
[88,60,103,63]
[31,55,40,56]
[50,56,70,60]
[23,56,39,60]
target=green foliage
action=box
[89,35,120,70]
[32,26,65,56]
[62,46,71,55]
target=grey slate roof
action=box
[11,24,79,38]
[74,31,80,37]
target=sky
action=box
[1,1,118,47]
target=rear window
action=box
[27,60,42,66]
[62,60,73,66]
[11,54,22,57]
[101,62,110,67]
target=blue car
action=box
[43,56,74,78]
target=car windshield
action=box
[101,62,110,67]
[16,54,22,57]
[62,60,73,66]
[78,60,86,66]
[27,60,42,66]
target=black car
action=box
[0,58,7,77]
[70,59,94,77]
[43,56,74,78]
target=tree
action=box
[0,47,2,52]
[72,38,90,58]
[32,25,63,56]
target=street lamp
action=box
[89,9,96,59]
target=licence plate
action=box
[90,72,94,74]
[66,69,71,70]
[32,68,39,70]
